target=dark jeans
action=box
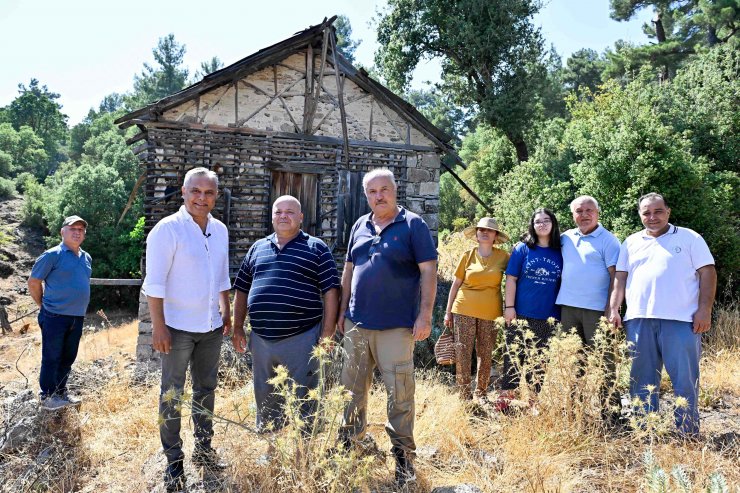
[159,326,223,464]
[38,307,84,398]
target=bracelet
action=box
[505,306,515,309]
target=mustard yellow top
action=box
[451,247,510,321]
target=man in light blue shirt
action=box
[556,196,621,422]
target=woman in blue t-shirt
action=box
[495,208,563,410]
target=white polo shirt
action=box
[616,224,714,323]
[143,206,231,332]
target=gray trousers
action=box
[160,326,223,464]
[250,322,321,432]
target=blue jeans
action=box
[625,318,701,435]
[38,307,84,398]
[159,326,223,464]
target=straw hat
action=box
[463,217,510,244]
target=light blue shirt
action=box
[556,224,620,312]
[30,243,92,317]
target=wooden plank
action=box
[90,278,143,286]
[237,76,306,126]
[134,120,438,152]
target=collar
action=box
[177,205,212,226]
[641,223,677,239]
[59,242,83,257]
[574,223,604,238]
[268,230,308,248]
[366,206,406,229]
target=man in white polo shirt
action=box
[609,192,716,435]
[556,195,621,423]
[143,167,232,491]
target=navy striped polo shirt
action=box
[234,231,340,339]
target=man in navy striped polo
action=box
[232,195,339,432]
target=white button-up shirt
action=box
[143,206,231,332]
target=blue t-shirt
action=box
[505,242,563,320]
[556,224,620,311]
[234,231,339,340]
[30,243,92,317]
[346,207,437,330]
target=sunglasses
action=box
[368,235,382,257]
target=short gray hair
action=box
[184,167,219,188]
[362,168,397,192]
[638,192,667,209]
[570,195,600,212]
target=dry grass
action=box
[1,296,739,491]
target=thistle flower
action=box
[268,365,290,387]
[547,317,557,326]
[674,396,689,409]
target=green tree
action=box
[0,123,48,179]
[459,125,518,212]
[129,34,189,108]
[6,79,67,171]
[335,15,361,64]
[192,56,224,81]
[657,43,740,174]
[563,48,605,94]
[608,0,739,79]
[375,0,547,162]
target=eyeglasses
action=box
[368,235,382,257]
[534,219,552,226]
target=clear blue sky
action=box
[0,0,653,125]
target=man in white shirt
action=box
[143,167,232,491]
[609,192,716,435]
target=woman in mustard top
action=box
[444,217,510,402]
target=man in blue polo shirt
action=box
[232,195,339,432]
[28,215,92,411]
[556,195,621,422]
[337,168,437,487]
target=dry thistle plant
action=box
[160,339,378,493]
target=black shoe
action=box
[163,460,185,493]
[192,446,228,471]
[392,447,416,487]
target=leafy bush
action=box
[0,176,15,198]
[14,171,37,193]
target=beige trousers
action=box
[340,319,416,455]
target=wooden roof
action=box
[115,16,454,154]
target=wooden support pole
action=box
[329,28,350,169]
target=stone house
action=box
[116,16,473,360]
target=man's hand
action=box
[231,326,247,353]
[337,314,346,335]
[692,307,712,333]
[607,308,622,329]
[152,322,172,354]
[221,313,232,336]
[412,315,432,341]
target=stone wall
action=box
[405,152,441,241]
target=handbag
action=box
[434,326,456,365]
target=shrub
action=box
[0,176,15,198]
[14,171,37,193]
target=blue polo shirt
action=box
[234,231,339,339]
[345,207,437,330]
[30,243,92,317]
[556,224,620,311]
[505,242,562,320]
